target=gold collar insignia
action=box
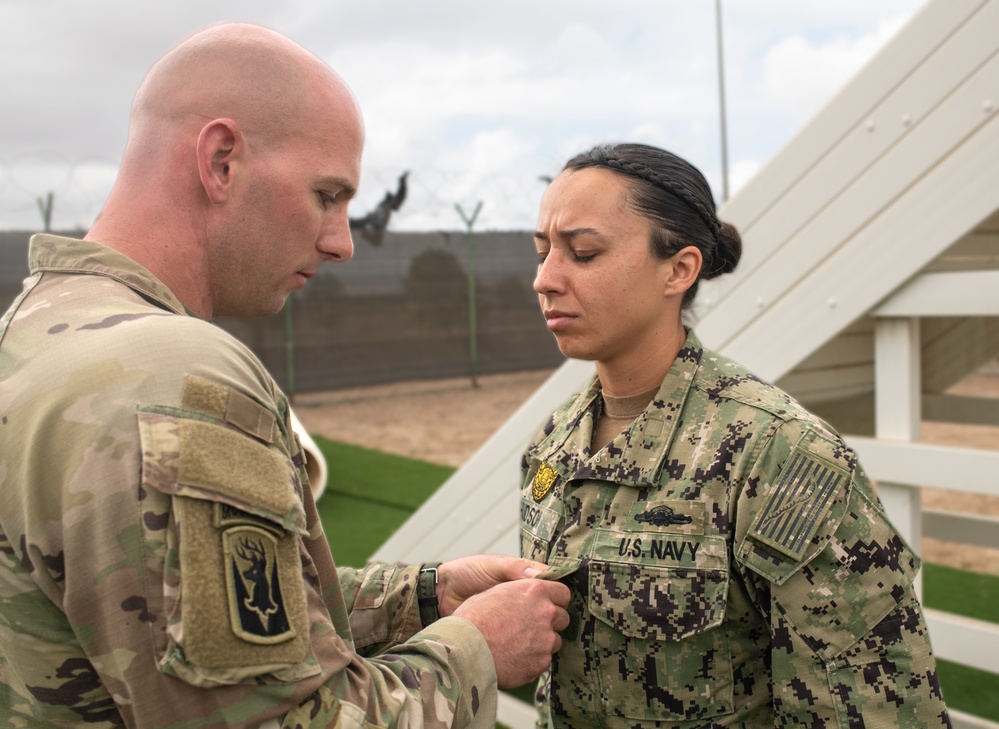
[532,462,559,502]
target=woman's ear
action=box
[663,245,703,298]
[196,119,241,204]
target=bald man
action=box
[0,23,569,729]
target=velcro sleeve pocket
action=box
[137,410,319,687]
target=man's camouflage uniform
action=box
[520,330,949,727]
[0,235,496,728]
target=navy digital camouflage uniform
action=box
[0,235,497,728]
[520,330,949,727]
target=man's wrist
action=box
[417,562,442,627]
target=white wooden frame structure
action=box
[375,1,999,725]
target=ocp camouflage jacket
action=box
[0,235,495,728]
[520,330,950,727]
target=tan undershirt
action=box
[591,385,660,453]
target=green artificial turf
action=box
[922,562,999,624]
[310,435,999,721]
[312,435,455,567]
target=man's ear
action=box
[197,119,241,204]
[663,245,703,299]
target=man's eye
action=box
[572,252,595,263]
[318,191,337,208]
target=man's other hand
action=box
[452,578,570,688]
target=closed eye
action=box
[534,243,550,265]
[316,176,357,210]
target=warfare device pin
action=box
[635,505,693,527]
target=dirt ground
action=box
[294,367,999,576]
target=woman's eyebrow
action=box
[534,227,600,241]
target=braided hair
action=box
[563,143,741,308]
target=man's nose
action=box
[319,212,354,263]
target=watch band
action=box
[417,562,442,627]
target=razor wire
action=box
[0,155,551,232]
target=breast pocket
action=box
[586,535,734,723]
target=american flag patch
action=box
[749,447,848,561]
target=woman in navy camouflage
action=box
[520,143,950,727]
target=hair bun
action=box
[705,221,742,279]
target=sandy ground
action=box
[293,370,553,468]
[294,367,999,576]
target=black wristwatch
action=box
[417,562,442,627]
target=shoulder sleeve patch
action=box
[747,443,849,562]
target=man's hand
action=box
[436,555,547,617]
[452,578,570,688]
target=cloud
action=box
[761,15,912,121]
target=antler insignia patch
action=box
[223,525,294,644]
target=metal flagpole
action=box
[715,0,730,203]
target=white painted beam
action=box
[847,437,999,497]
[875,271,999,317]
[875,319,922,567]
[925,609,999,674]
[923,508,999,550]
[876,319,922,441]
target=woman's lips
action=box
[544,311,575,330]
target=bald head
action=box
[129,23,356,154]
[90,22,365,320]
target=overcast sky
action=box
[0,0,924,232]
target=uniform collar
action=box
[529,329,705,488]
[28,234,195,317]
